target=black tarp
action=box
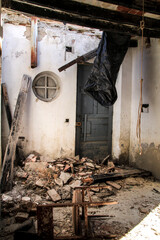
[84,31,131,107]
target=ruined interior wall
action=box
[1,10,101,159]
[129,38,160,179]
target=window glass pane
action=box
[48,89,56,98]
[36,88,45,98]
[36,77,45,86]
[48,77,56,87]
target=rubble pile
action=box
[0,154,116,239]
[1,154,158,239]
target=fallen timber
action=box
[82,168,151,184]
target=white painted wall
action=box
[129,38,160,179]
[2,12,101,159]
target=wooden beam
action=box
[3,0,160,30]
[2,0,160,38]
[2,83,12,129]
[0,75,31,192]
[31,17,38,68]
[98,0,160,16]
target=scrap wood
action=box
[82,169,151,184]
[101,155,110,165]
[2,83,12,129]
[106,181,122,190]
[0,75,31,192]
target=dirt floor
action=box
[1,156,160,239]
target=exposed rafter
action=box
[2,0,160,38]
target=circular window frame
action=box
[32,71,60,102]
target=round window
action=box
[32,71,60,102]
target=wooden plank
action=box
[72,190,82,235]
[37,206,53,240]
[31,17,38,68]
[106,181,122,190]
[2,83,12,129]
[0,74,31,192]
[82,169,151,184]
[2,1,160,38]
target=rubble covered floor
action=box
[1,155,160,239]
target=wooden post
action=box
[37,206,54,240]
[31,17,38,68]
[2,83,12,129]
[0,75,31,192]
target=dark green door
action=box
[76,64,113,162]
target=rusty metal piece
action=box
[82,177,93,185]
[87,189,92,202]
[37,206,53,240]
[84,205,88,237]
[31,17,38,68]
[76,122,82,127]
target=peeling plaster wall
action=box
[112,49,132,164]
[2,10,101,159]
[130,38,160,179]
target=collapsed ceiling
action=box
[2,0,160,37]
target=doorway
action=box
[76,64,113,162]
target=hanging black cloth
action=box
[84,31,131,107]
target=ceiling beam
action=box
[2,0,160,38]
[98,0,160,16]
[3,0,160,30]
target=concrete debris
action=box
[85,162,95,168]
[47,189,61,202]
[2,194,13,202]
[138,207,149,214]
[35,179,46,187]
[25,154,37,162]
[15,167,28,179]
[24,162,48,172]
[55,178,63,187]
[59,172,72,184]
[22,196,31,202]
[70,180,81,188]
[32,194,42,202]
[40,155,56,162]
